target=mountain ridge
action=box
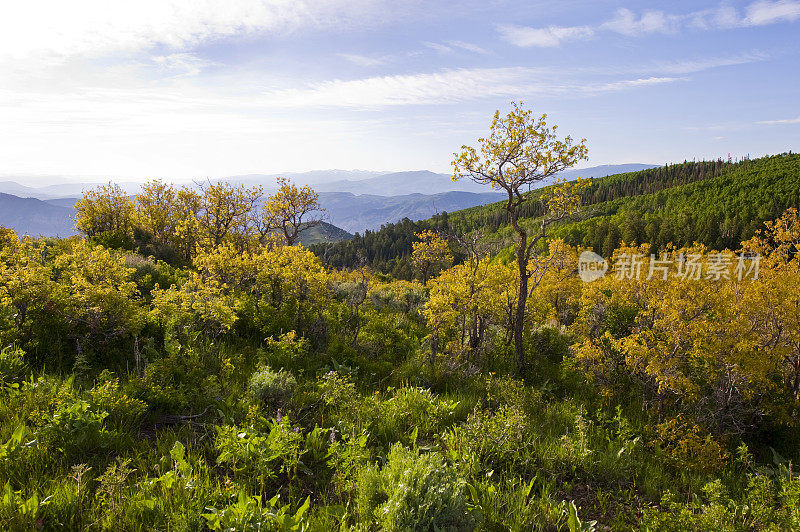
[0,164,657,199]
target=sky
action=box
[1,0,799,184]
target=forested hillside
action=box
[313,153,800,279]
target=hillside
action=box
[297,221,353,245]
[313,165,657,197]
[0,193,76,236]
[313,153,800,277]
[0,189,503,240]
[2,161,800,530]
[319,190,505,233]
[315,170,489,195]
[0,180,142,199]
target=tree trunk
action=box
[515,225,528,374]
[430,329,439,369]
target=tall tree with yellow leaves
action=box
[451,102,588,372]
[135,179,177,249]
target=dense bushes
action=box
[1,175,800,528]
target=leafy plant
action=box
[248,366,297,406]
[357,444,476,531]
[203,491,311,531]
[38,398,108,454]
[88,377,147,429]
[0,347,26,386]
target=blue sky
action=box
[0,0,798,183]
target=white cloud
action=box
[591,76,685,92]
[745,0,800,25]
[600,8,682,36]
[0,0,402,63]
[424,41,455,54]
[758,116,800,124]
[688,5,741,30]
[640,52,769,75]
[338,53,386,67]
[423,40,489,55]
[0,67,684,146]
[262,68,546,107]
[151,53,214,76]
[446,40,490,55]
[506,1,800,48]
[496,24,594,47]
[258,68,690,108]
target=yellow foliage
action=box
[411,230,452,285]
[151,273,238,337]
[75,182,135,239]
[451,101,588,193]
[424,258,516,354]
[572,236,800,430]
[262,177,324,246]
[654,415,728,474]
[135,179,177,245]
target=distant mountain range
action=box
[0,192,352,245]
[227,165,658,197]
[0,190,505,237]
[0,193,76,236]
[0,164,657,237]
[0,164,657,199]
[318,191,505,233]
[315,171,489,195]
[0,180,143,200]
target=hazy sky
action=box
[1,0,799,182]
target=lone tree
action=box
[452,102,588,373]
[262,177,325,246]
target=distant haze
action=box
[0,164,657,236]
[0,164,656,199]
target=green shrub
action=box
[357,444,476,532]
[0,347,26,386]
[203,491,310,531]
[357,310,417,363]
[88,378,148,430]
[481,374,541,412]
[262,331,310,368]
[128,349,217,414]
[639,469,800,531]
[248,366,296,405]
[327,430,371,497]
[215,417,310,491]
[368,386,459,447]
[0,481,49,530]
[317,371,367,435]
[38,398,108,455]
[445,404,529,473]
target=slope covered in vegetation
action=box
[313,153,800,278]
[1,154,800,530]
